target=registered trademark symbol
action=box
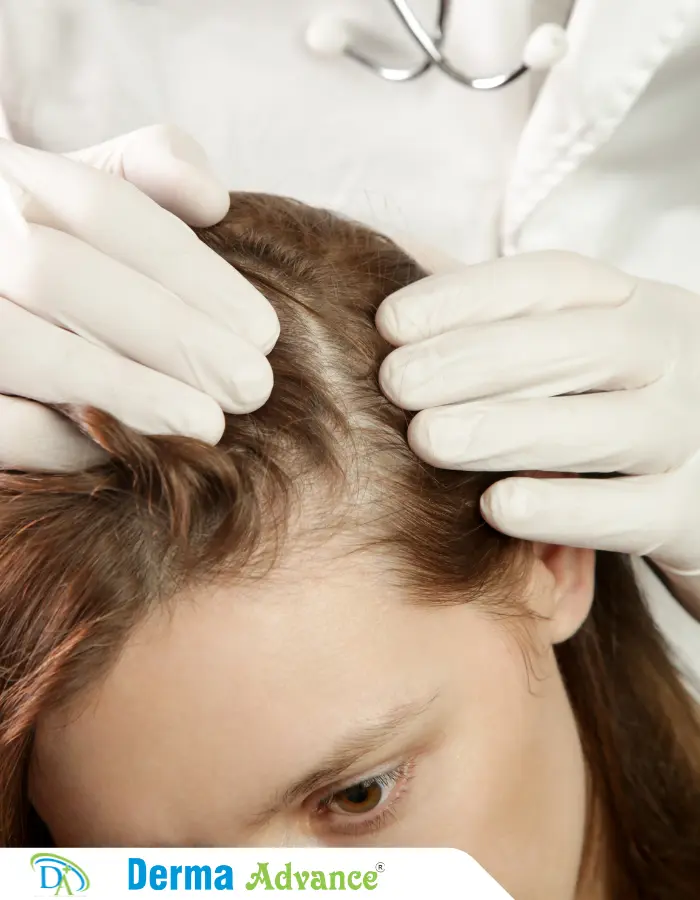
[375,862,385,873]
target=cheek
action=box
[419,617,588,899]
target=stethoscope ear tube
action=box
[305,0,569,90]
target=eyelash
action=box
[310,761,416,838]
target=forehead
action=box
[31,547,517,844]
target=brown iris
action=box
[331,780,384,815]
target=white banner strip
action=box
[0,848,513,898]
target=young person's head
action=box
[0,195,698,899]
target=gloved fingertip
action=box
[255,307,281,356]
[481,480,540,530]
[376,284,442,345]
[378,349,407,407]
[407,412,453,467]
[375,299,405,345]
[231,284,280,356]
[160,159,231,226]
[120,124,230,226]
[170,394,226,445]
[222,354,274,414]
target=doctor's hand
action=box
[0,125,278,471]
[377,251,700,619]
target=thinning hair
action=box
[0,194,697,899]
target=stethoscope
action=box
[305,0,570,90]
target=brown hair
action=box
[0,194,698,896]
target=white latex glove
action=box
[0,124,279,471]
[377,251,700,617]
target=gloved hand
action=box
[377,251,700,618]
[0,125,279,471]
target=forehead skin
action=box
[30,543,587,899]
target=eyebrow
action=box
[249,693,439,826]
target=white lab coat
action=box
[0,0,698,680]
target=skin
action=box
[30,536,598,900]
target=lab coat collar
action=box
[502,0,700,254]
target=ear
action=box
[529,543,596,644]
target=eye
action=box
[309,762,415,838]
[326,775,393,816]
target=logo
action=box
[30,854,90,895]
